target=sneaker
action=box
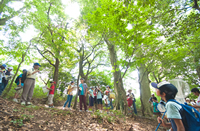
[13,98,18,103]
[21,101,26,105]
[27,102,32,105]
[62,107,65,110]
[79,110,82,112]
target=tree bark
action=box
[138,64,152,116]
[53,58,59,89]
[106,42,127,114]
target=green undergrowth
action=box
[92,110,125,124]
[10,114,34,127]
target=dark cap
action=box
[80,78,85,81]
[50,81,56,84]
[106,85,110,88]
[70,81,74,84]
[23,69,27,72]
[34,63,41,67]
[151,81,178,97]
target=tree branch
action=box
[83,39,103,61]
[193,0,200,11]
[47,3,52,20]
[35,46,55,67]
[152,72,159,83]
[42,49,56,58]
[121,45,141,79]
[87,64,105,76]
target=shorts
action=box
[16,88,23,95]
[97,99,102,104]
[89,96,94,106]
[48,94,54,105]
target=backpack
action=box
[168,99,200,131]
[109,93,115,99]
[21,71,27,83]
[15,76,20,84]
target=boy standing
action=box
[104,91,110,113]
[21,63,40,105]
[88,86,95,111]
[151,81,185,131]
[106,86,114,109]
[96,86,103,110]
[191,88,200,112]
[47,81,55,108]
[152,97,161,117]
[13,69,27,102]
[79,78,88,112]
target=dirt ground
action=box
[0,97,167,131]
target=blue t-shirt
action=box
[97,91,102,99]
[17,74,24,86]
[89,89,94,98]
[80,84,84,95]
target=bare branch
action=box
[35,46,55,67]
[152,72,159,83]
[42,49,56,58]
[87,64,105,76]
[83,39,103,61]
[121,45,141,79]
[47,3,52,20]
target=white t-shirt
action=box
[104,95,110,105]
[197,95,200,113]
[166,101,182,119]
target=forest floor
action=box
[0,97,168,131]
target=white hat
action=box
[186,98,190,101]
[8,67,13,70]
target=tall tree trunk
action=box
[106,42,127,114]
[53,58,59,89]
[73,74,80,109]
[3,42,32,97]
[138,64,152,116]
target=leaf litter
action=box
[0,97,167,131]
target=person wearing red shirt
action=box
[47,81,55,108]
[127,96,133,115]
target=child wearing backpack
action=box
[13,69,27,103]
[151,81,200,131]
[191,88,200,112]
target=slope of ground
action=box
[0,97,167,131]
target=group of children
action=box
[62,78,115,113]
[2,63,200,131]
